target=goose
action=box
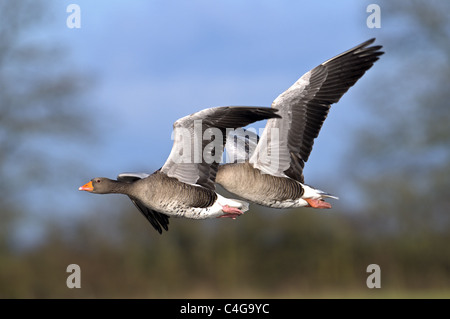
[79,106,280,233]
[216,38,384,209]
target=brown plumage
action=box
[216,162,303,206]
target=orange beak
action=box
[78,181,94,192]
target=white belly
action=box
[171,194,250,219]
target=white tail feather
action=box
[217,194,250,213]
[302,184,339,200]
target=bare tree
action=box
[0,1,94,241]
[350,1,450,232]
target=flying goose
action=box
[216,38,384,209]
[79,106,280,233]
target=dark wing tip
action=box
[214,106,282,128]
[260,107,282,119]
[129,198,170,234]
[322,38,384,67]
[361,37,376,46]
[149,210,170,234]
[286,38,384,179]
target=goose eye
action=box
[96,179,101,183]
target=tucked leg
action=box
[305,198,332,209]
[217,205,244,219]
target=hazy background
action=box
[1,0,449,298]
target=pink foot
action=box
[217,205,244,219]
[305,198,332,209]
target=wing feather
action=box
[161,106,280,190]
[117,173,169,234]
[251,38,384,182]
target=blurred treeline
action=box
[5,203,450,298]
[1,1,450,298]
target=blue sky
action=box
[55,0,383,172]
[17,1,388,242]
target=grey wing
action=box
[129,198,170,234]
[117,172,150,181]
[224,128,260,163]
[117,173,169,234]
[160,106,280,190]
[251,38,384,182]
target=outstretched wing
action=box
[117,173,170,234]
[160,106,280,190]
[251,38,384,182]
[225,128,260,163]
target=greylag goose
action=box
[79,106,280,233]
[216,39,384,209]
